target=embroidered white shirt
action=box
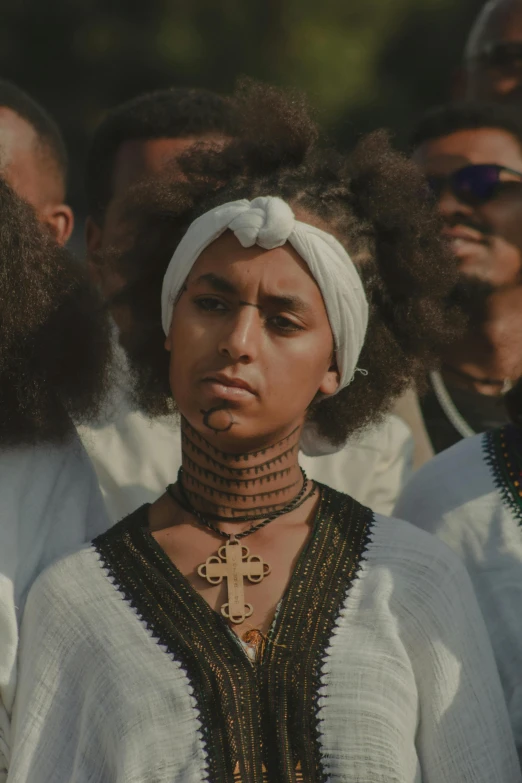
[7,511,519,782]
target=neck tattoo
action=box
[167,418,315,624]
[176,417,305,519]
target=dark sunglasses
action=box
[426,164,522,204]
[476,41,522,72]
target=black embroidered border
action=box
[93,507,259,781]
[256,490,373,782]
[484,425,522,527]
[93,486,373,783]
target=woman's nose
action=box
[217,306,260,363]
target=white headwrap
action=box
[161,196,369,455]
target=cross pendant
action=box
[197,536,271,624]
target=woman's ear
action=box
[318,357,341,396]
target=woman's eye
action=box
[269,315,302,332]
[195,297,227,312]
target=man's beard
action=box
[448,275,497,325]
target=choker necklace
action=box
[443,364,513,393]
[167,466,314,625]
[430,370,475,439]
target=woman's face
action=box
[166,230,339,451]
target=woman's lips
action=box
[201,375,257,400]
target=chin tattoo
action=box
[201,405,238,434]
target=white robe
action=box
[0,433,111,781]
[7,504,519,782]
[395,432,522,759]
[300,414,414,515]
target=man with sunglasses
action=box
[464,0,522,104]
[411,102,522,453]
[396,102,522,754]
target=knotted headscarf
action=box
[161,196,369,455]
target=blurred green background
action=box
[0,0,484,208]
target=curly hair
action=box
[0,177,111,445]
[106,80,461,446]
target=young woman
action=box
[8,84,520,782]
[0,177,111,780]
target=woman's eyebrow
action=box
[194,273,311,313]
[261,294,311,314]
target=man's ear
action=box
[45,203,74,246]
[318,357,341,397]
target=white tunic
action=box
[395,431,522,759]
[77,341,179,522]
[78,408,178,521]
[300,414,414,515]
[0,434,111,782]
[7,494,519,782]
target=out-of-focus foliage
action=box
[0,0,483,206]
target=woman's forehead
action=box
[188,230,321,295]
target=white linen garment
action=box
[0,433,111,782]
[300,414,414,515]
[77,335,181,522]
[395,430,522,760]
[78,407,180,522]
[8,510,519,782]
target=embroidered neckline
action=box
[93,484,373,783]
[484,425,522,526]
[142,487,320,632]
